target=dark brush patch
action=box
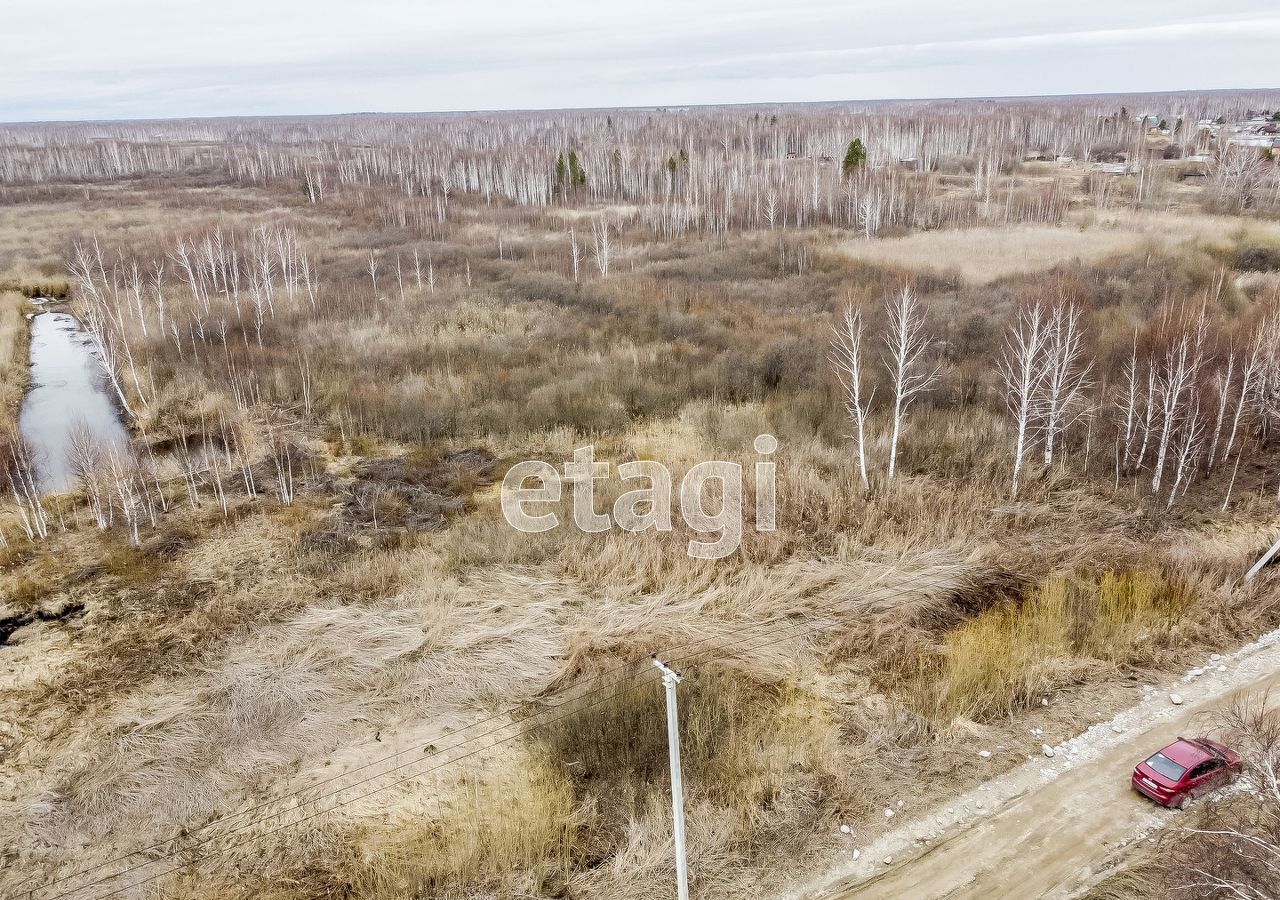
[0,600,85,646]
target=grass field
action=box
[839,210,1280,283]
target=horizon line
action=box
[3,84,1278,128]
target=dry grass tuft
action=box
[1080,570,1191,663]
[536,667,840,898]
[913,568,1201,725]
[920,577,1083,722]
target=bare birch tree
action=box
[999,302,1048,498]
[68,423,109,528]
[1206,350,1235,470]
[1223,328,1267,466]
[105,447,144,546]
[1167,399,1207,507]
[882,286,937,481]
[593,220,612,277]
[1037,300,1091,467]
[569,228,582,282]
[1117,333,1141,471]
[1151,305,1209,493]
[4,431,48,540]
[830,304,874,493]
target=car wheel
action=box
[1176,794,1193,810]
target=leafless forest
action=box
[2,90,1280,900]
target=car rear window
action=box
[1146,752,1187,781]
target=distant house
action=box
[1231,135,1279,149]
[1095,161,1136,176]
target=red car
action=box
[1132,736,1242,808]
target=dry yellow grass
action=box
[915,569,1206,725]
[922,577,1079,722]
[1081,571,1190,664]
[839,210,1280,283]
[336,750,578,898]
[0,289,29,421]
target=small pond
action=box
[18,308,130,492]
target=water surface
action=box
[18,310,130,492]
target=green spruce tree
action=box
[554,152,566,194]
[842,138,867,176]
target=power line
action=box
[59,569,960,900]
[33,639,653,892]
[67,666,677,900]
[74,603,912,900]
[36,565,960,900]
[33,565,964,900]
[36,565,962,900]
[38,561,957,896]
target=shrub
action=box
[1234,244,1280,272]
[536,668,836,859]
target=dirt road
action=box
[793,629,1280,900]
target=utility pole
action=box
[652,655,689,900]
[1245,532,1280,581]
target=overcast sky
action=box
[4,0,1278,122]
